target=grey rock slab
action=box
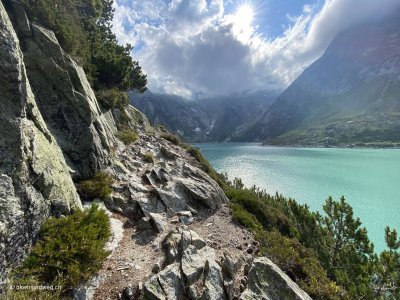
[149,213,166,233]
[0,2,81,281]
[177,177,227,210]
[179,215,194,225]
[221,252,244,279]
[73,275,105,300]
[143,264,184,300]
[10,6,117,179]
[240,257,313,300]
[105,218,124,253]
[180,229,207,251]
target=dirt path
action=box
[92,205,256,299]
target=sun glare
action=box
[234,4,254,28]
[230,3,255,43]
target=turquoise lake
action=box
[194,143,400,252]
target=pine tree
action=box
[320,196,374,298]
[373,227,400,299]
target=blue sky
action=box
[113,0,400,98]
[223,0,321,38]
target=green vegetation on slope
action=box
[19,0,147,109]
[185,145,399,299]
[116,128,139,145]
[161,132,181,145]
[225,177,400,299]
[77,171,115,200]
[7,205,111,298]
[268,115,400,148]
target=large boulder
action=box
[240,257,313,300]
[0,1,81,282]
[6,1,117,179]
[143,228,227,300]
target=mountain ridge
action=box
[231,9,400,146]
[130,89,278,142]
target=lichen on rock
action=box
[7,0,117,179]
[0,0,81,282]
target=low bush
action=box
[228,186,343,299]
[116,129,139,145]
[227,187,297,237]
[96,88,128,110]
[11,205,111,297]
[257,230,343,299]
[231,202,263,231]
[160,133,180,145]
[144,152,154,163]
[77,172,114,200]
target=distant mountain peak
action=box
[231,11,400,147]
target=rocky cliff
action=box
[0,0,81,282]
[0,2,312,299]
[6,1,117,179]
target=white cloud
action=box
[113,0,400,98]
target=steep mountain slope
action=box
[233,11,400,146]
[130,90,277,142]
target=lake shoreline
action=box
[263,143,400,150]
[195,143,400,252]
[192,141,400,150]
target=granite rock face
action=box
[7,0,117,179]
[240,257,313,300]
[0,1,81,282]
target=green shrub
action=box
[77,172,114,200]
[12,205,111,296]
[257,230,343,300]
[226,187,297,237]
[157,124,168,133]
[19,0,93,63]
[116,129,139,145]
[160,133,180,145]
[144,152,154,163]
[96,88,128,110]
[231,203,263,231]
[224,179,391,299]
[227,180,343,299]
